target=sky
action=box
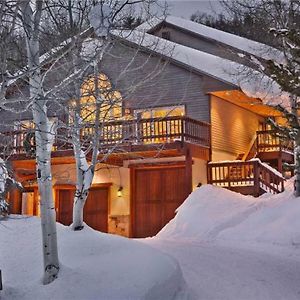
[166,0,224,19]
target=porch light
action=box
[117,186,123,197]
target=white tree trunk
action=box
[21,0,59,284]
[294,144,300,197]
[72,147,93,230]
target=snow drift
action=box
[158,181,300,248]
[0,217,188,300]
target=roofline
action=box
[148,19,271,61]
[112,33,239,90]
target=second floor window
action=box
[70,73,123,125]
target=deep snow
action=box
[142,180,300,299]
[0,217,187,300]
[2,181,300,299]
[157,182,300,248]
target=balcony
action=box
[0,116,211,161]
[256,130,294,172]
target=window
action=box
[134,105,185,143]
[72,73,123,124]
[162,31,171,40]
[70,73,123,143]
[135,105,185,119]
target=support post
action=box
[185,146,193,197]
[253,161,260,197]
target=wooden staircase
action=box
[207,130,292,196]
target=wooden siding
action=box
[99,40,234,123]
[211,95,264,157]
[2,38,234,128]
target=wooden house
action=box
[3,16,293,238]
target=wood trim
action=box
[128,161,188,169]
[53,182,112,190]
[129,167,136,238]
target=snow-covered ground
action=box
[2,180,300,299]
[142,180,300,299]
[0,217,187,300]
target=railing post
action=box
[181,117,185,144]
[253,161,260,197]
[207,163,211,184]
[281,178,285,193]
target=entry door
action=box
[56,187,109,232]
[132,166,188,238]
[84,188,109,232]
[57,189,74,226]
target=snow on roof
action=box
[114,29,288,104]
[162,16,285,63]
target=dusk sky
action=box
[166,0,224,19]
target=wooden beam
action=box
[185,147,193,197]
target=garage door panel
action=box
[57,190,74,226]
[57,187,108,233]
[133,166,189,238]
[164,202,180,223]
[84,188,108,232]
[164,168,186,202]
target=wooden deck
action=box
[0,116,211,162]
[207,160,285,196]
[256,130,294,172]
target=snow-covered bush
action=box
[0,198,9,217]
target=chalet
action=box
[3,16,293,238]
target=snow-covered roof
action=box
[144,16,285,63]
[114,29,287,104]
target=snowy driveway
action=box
[143,239,300,300]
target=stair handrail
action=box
[242,133,257,161]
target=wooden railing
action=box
[256,130,294,153]
[0,116,210,156]
[207,159,284,195]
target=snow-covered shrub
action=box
[0,198,9,217]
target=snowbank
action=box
[158,183,300,248]
[0,217,188,300]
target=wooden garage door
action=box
[133,166,189,238]
[57,187,108,232]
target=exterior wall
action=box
[192,158,207,189]
[100,40,234,123]
[51,163,130,237]
[211,95,265,160]
[2,37,235,130]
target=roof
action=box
[114,29,287,104]
[209,90,281,117]
[141,16,284,63]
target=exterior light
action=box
[117,186,123,197]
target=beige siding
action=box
[211,95,264,159]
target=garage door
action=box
[56,186,109,232]
[132,166,189,238]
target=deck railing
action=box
[256,130,294,153]
[0,116,210,156]
[207,159,284,195]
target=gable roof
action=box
[114,29,287,104]
[141,16,284,63]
